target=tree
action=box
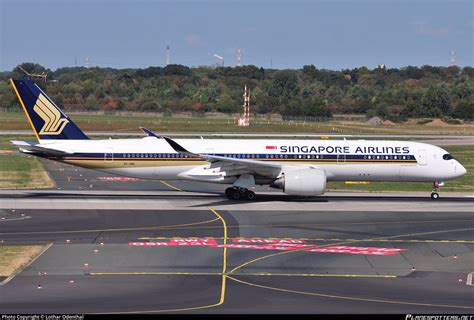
[11,63,50,80]
[269,70,300,99]
[216,93,239,113]
[163,64,191,76]
[452,98,474,120]
[140,100,162,112]
[281,98,303,116]
[325,85,345,105]
[85,94,99,111]
[419,85,452,117]
[102,96,118,112]
[0,82,15,110]
[302,97,332,118]
[302,64,317,80]
[346,84,375,113]
[4,61,471,118]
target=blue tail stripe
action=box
[12,79,88,140]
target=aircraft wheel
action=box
[245,191,256,201]
[225,188,234,199]
[430,192,439,200]
[231,190,242,200]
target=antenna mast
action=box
[16,65,48,82]
[237,84,250,126]
[450,49,456,66]
[237,48,242,66]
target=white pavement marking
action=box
[467,272,473,286]
[0,216,31,222]
[0,197,472,212]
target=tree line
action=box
[0,62,472,121]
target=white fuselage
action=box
[36,138,466,185]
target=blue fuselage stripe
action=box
[61,153,417,162]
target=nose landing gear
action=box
[431,181,444,200]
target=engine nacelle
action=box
[271,168,327,196]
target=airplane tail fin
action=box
[10,79,89,141]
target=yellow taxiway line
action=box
[159,180,182,191]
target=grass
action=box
[0,135,55,189]
[0,245,46,277]
[0,154,55,189]
[1,111,473,135]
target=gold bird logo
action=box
[33,94,69,135]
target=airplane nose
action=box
[457,163,467,177]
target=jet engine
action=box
[270,168,327,196]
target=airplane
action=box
[9,78,467,200]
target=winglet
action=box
[162,136,189,153]
[140,127,159,138]
[161,136,200,158]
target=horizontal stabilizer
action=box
[11,140,71,157]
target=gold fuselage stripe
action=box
[56,157,417,169]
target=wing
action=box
[11,140,71,157]
[161,136,281,178]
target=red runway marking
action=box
[129,238,407,256]
[97,177,140,181]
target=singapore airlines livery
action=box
[10,79,466,200]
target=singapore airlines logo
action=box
[33,94,69,135]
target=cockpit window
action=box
[442,154,454,160]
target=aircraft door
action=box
[337,141,347,164]
[417,150,427,166]
[337,153,346,164]
[104,147,114,163]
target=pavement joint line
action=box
[467,272,473,286]
[0,242,53,286]
[89,272,397,278]
[226,276,474,310]
[159,180,182,191]
[90,272,221,276]
[0,217,221,235]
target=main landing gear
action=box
[431,181,444,200]
[225,187,256,201]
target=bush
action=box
[452,99,474,120]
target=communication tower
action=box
[237,48,242,66]
[450,49,456,66]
